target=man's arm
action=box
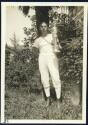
[31,39,39,60]
[32,46,39,57]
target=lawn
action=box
[5,76,82,120]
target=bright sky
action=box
[6,6,35,47]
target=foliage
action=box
[5,27,38,89]
[19,6,30,16]
[59,36,83,88]
[49,7,76,40]
[5,46,39,88]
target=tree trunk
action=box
[35,7,51,35]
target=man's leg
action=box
[48,55,61,108]
[50,71,61,109]
[39,55,51,106]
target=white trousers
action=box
[38,53,61,99]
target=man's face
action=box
[40,22,48,34]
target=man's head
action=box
[39,22,48,36]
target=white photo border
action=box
[1,2,88,124]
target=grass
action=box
[5,79,82,120]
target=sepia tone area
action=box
[5,6,83,120]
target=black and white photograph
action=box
[1,2,87,124]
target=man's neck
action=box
[41,32,48,37]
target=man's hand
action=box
[59,44,62,50]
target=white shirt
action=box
[33,34,54,54]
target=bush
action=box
[60,36,83,87]
[5,47,39,88]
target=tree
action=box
[10,33,19,50]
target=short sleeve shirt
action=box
[33,38,39,48]
[33,34,54,54]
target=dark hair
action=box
[38,22,49,36]
[39,22,49,28]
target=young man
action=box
[32,22,61,108]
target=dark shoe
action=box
[57,99,61,109]
[46,97,51,107]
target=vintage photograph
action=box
[1,2,87,123]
